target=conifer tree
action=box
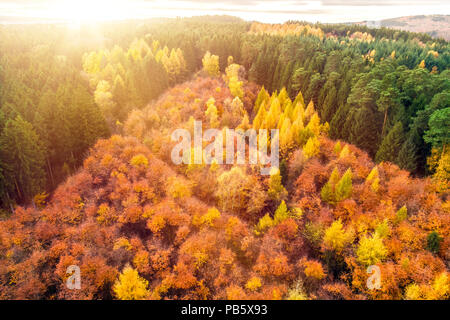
[375,122,405,164]
[335,168,352,202]
[0,116,46,202]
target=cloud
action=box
[320,0,447,6]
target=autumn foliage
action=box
[0,74,448,300]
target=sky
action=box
[0,0,449,24]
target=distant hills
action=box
[355,15,450,41]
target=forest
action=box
[0,16,448,300]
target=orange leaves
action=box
[302,260,326,280]
[226,285,247,300]
[147,215,166,234]
[133,250,150,274]
[254,252,293,279]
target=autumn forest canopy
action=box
[0,16,448,300]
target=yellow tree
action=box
[303,136,320,159]
[356,233,387,266]
[267,167,288,202]
[202,51,220,77]
[205,97,220,128]
[323,219,353,252]
[113,266,149,300]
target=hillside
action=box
[0,18,449,300]
[0,75,448,300]
[356,15,450,41]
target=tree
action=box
[205,97,220,128]
[323,220,353,252]
[321,167,340,204]
[202,51,220,77]
[424,108,449,152]
[356,233,387,266]
[113,266,149,300]
[216,166,250,214]
[303,260,326,280]
[268,167,288,202]
[0,116,46,202]
[335,168,352,202]
[395,205,407,223]
[375,122,406,164]
[426,231,443,254]
[303,136,320,159]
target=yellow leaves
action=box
[321,167,352,204]
[395,205,408,223]
[427,147,450,193]
[246,277,262,291]
[287,280,308,300]
[405,272,449,300]
[427,50,439,58]
[198,207,221,227]
[225,64,244,99]
[303,136,320,160]
[356,233,387,266]
[405,283,425,300]
[96,203,117,225]
[205,97,219,128]
[202,51,220,77]
[113,237,132,251]
[432,272,449,299]
[268,168,288,202]
[339,145,350,158]
[390,50,396,59]
[323,219,353,252]
[304,100,315,123]
[255,214,275,236]
[335,168,352,202]
[216,166,250,213]
[253,200,295,236]
[419,59,426,69]
[305,113,321,137]
[113,266,149,300]
[33,192,49,209]
[166,176,192,199]
[334,141,342,155]
[375,219,390,238]
[249,22,324,40]
[147,214,166,233]
[366,166,380,192]
[130,154,148,168]
[225,216,240,241]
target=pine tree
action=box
[321,167,340,204]
[268,167,288,202]
[252,101,267,130]
[335,168,352,202]
[375,122,405,164]
[0,116,46,202]
[303,136,320,159]
[293,90,305,110]
[254,86,270,114]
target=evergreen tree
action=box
[0,116,46,202]
[375,121,405,163]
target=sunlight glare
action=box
[56,0,127,24]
